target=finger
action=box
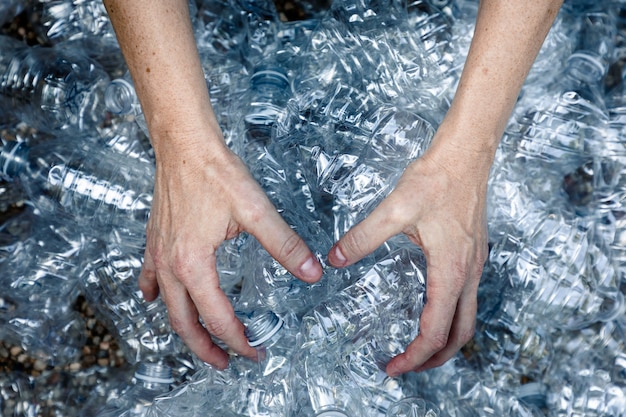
[181,255,257,360]
[328,194,405,268]
[138,248,159,302]
[247,208,323,284]
[158,272,230,369]
[413,286,477,372]
[385,261,462,377]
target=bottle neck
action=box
[245,310,284,348]
[105,77,137,115]
[315,409,351,417]
[134,362,174,391]
[0,140,28,180]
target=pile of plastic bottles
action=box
[1,0,626,416]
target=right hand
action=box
[138,136,323,369]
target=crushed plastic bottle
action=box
[0,35,110,135]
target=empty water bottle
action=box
[0,138,154,235]
[385,397,441,417]
[301,245,426,352]
[546,365,626,417]
[80,229,184,364]
[0,35,110,135]
[33,0,124,71]
[194,0,246,59]
[497,213,623,330]
[469,310,553,386]
[105,72,149,138]
[237,0,281,65]
[238,64,293,151]
[0,214,87,364]
[0,216,85,307]
[242,309,299,377]
[290,347,368,417]
[145,365,240,417]
[96,362,174,417]
[238,207,347,316]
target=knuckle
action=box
[244,201,270,225]
[426,331,449,352]
[278,233,305,262]
[149,246,166,271]
[457,326,476,346]
[170,253,196,284]
[203,316,230,339]
[342,227,369,257]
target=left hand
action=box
[327,127,492,376]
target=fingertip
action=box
[138,270,159,302]
[297,256,323,283]
[202,348,229,370]
[385,353,413,377]
[328,244,348,268]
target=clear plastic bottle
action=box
[506,10,613,169]
[145,365,240,417]
[194,0,246,59]
[237,208,346,317]
[96,362,174,417]
[469,310,553,387]
[0,215,85,306]
[243,309,299,377]
[105,72,149,138]
[1,305,86,366]
[385,397,441,417]
[239,64,293,149]
[237,0,281,66]
[0,35,110,135]
[0,214,87,365]
[80,229,183,364]
[33,0,124,71]
[289,347,368,417]
[499,213,623,330]
[301,246,427,349]
[0,138,154,234]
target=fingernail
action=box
[299,256,321,282]
[332,246,347,266]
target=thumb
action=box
[328,196,405,268]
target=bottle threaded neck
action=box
[134,362,174,385]
[105,78,136,115]
[250,65,290,91]
[245,310,284,347]
[315,410,350,417]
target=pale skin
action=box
[103,0,563,375]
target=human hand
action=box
[139,139,323,369]
[327,128,491,376]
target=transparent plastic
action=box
[0,138,154,234]
[80,230,183,364]
[96,362,174,417]
[0,36,110,135]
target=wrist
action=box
[422,119,499,185]
[149,110,227,156]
